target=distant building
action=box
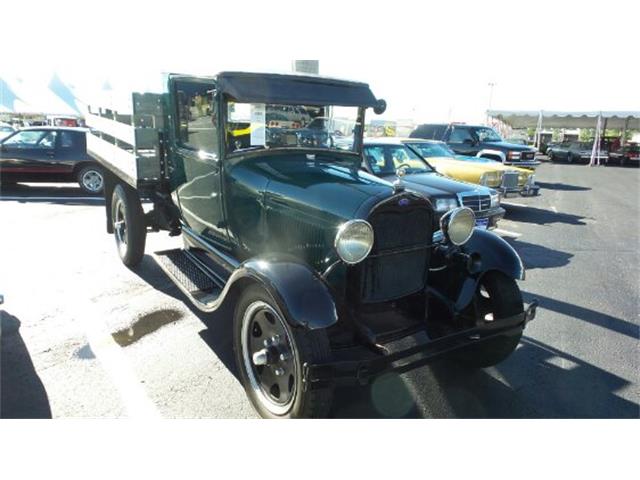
[292,61,319,75]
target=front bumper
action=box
[474,206,505,229]
[303,301,538,388]
[503,160,540,168]
[499,183,540,197]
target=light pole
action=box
[486,82,496,125]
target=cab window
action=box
[3,130,56,148]
[174,80,218,154]
[448,126,474,143]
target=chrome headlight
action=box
[490,191,500,208]
[434,197,459,212]
[335,220,374,264]
[481,171,500,186]
[518,172,527,185]
[440,207,475,246]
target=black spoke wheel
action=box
[233,285,333,418]
[456,271,524,368]
[111,183,146,267]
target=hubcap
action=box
[82,170,103,192]
[114,200,127,256]
[241,301,298,415]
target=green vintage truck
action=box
[86,72,537,418]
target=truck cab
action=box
[86,72,536,419]
[410,123,540,168]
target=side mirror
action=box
[373,99,387,115]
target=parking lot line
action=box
[0,196,104,201]
[493,228,522,238]
[84,317,161,419]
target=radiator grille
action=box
[501,171,520,189]
[358,193,433,303]
[459,194,491,212]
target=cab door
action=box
[170,77,228,250]
[446,125,478,156]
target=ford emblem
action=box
[398,198,410,207]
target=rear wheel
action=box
[77,165,104,194]
[111,183,146,267]
[233,284,333,418]
[456,271,524,368]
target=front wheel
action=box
[456,271,524,368]
[233,284,333,418]
[111,183,146,267]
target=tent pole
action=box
[590,113,602,167]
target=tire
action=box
[77,165,104,194]
[456,271,524,368]
[111,183,146,267]
[233,284,333,419]
[548,151,555,162]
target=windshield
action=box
[406,142,455,158]
[473,127,503,142]
[364,144,434,175]
[225,102,360,154]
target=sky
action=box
[2,0,638,124]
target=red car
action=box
[609,144,640,166]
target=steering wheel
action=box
[395,163,412,175]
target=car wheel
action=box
[77,165,104,194]
[456,271,524,368]
[233,284,334,419]
[111,183,146,267]
[548,151,554,162]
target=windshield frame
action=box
[222,97,366,159]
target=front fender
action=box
[476,149,507,163]
[227,256,338,330]
[454,229,525,311]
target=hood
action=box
[381,171,486,197]
[230,152,394,223]
[428,156,500,173]
[480,140,536,152]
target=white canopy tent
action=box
[487,110,640,166]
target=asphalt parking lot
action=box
[1,162,638,418]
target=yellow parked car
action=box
[403,139,540,196]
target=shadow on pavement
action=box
[1,311,52,418]
[0,183,103,206]
[131,255,239,381]
[506,238,573,269]
[503,203,588,226]
[537,181,591,192]
[331,336,638,418]
[129,256,639,419]
[522,291,639,340]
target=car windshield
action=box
[473,127,503,142]
[405,141,455,158]
[225,102,360,154]
[364,144,434,175]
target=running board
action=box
[153,248,224,310]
